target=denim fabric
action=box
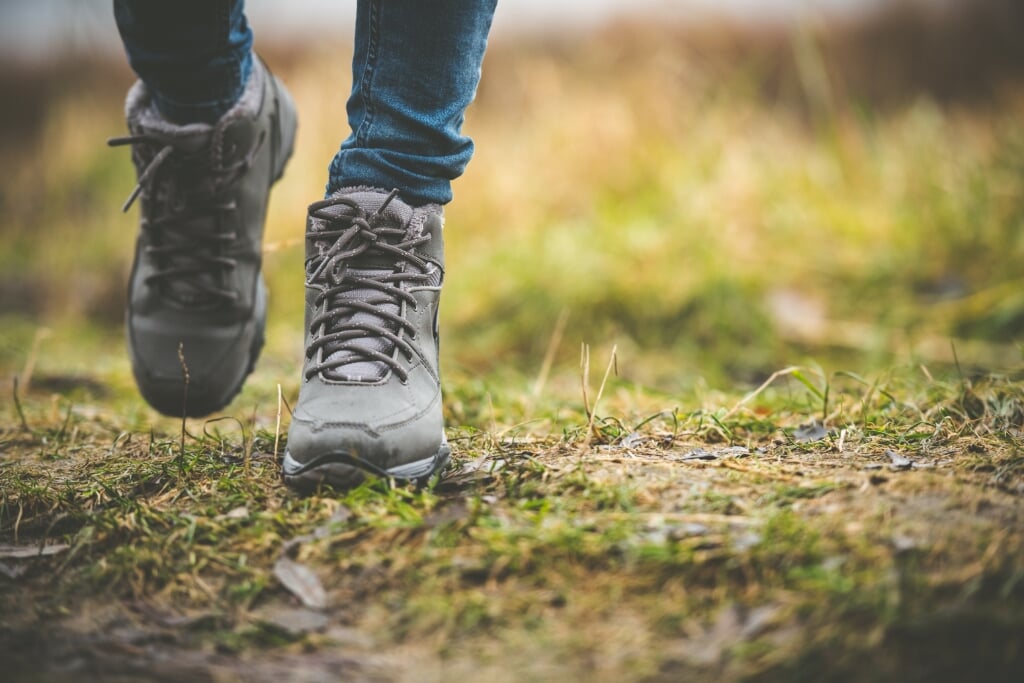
[115,0,496,204]
[113,0,253,124]
[328,0,498,205]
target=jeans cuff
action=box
[150,94,237,125]
[149,55,252,125]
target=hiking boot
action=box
[282,189,450,491]
[110,58,297,417]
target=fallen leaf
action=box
[794,421,827,443]
[677,448,717,462]
[0,543,70,559]
[892,535,919,553]
[274,557,327,610]
[740,604,782,639]
[886,450,913,470]
[619,431,644,448]
[255,605,329,636]
[215,506,249,521]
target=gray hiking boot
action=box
[282,189,450,491]
[110,59,297,417]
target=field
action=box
[2,5,1024,681]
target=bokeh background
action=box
[1,0,1023,415]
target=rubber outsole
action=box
[281,440,451,494]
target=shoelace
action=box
[304,190,434,383]
[109,132,262,305]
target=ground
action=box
[3,368,1024,681]
[2,11,1024,682]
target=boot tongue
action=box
[310,189,418,267]
[313,189,416,234]
[133,115,221,306]
[322,266,400,382]
[314,190,417,382]
[162,223,221,307]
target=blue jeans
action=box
[113,0,497,205]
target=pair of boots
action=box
[112,60,449,492]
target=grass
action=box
[2,11,1024,682]
[3,370,1023,681]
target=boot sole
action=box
[280,438,451,493]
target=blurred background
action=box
[1,0,1022,413]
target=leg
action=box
[283,0,497,491]
[329,0,498,205]
[110,0,297,416]
[113,0,253,124]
